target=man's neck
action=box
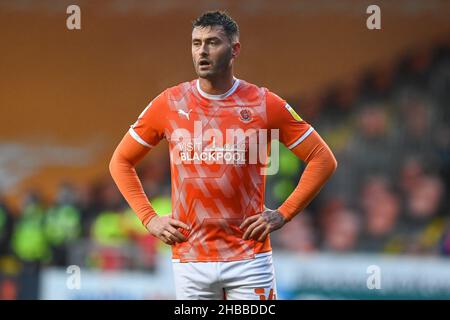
[198,73,235,95]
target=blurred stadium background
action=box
[1,0,450,299]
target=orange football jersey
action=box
[129,78,313,262]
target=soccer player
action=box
[109,11,337,300]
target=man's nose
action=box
[199,43,209,56]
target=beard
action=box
[194,49,233,79]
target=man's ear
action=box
[232,41,241,58]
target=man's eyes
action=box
[192,40,220,46]
[208,39,221,45]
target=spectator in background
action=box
[322,209,360,252]
[405,175,443,220]
[399,157,424,195]
[399,159,446,255]
[139,155,172,198]
[272,211,316,253]
[318,199,361,252]
[99,178,126,212]
[76,182,99,238]
[10,191,48,299]
[394,92,439,166]
[11,191,50,265]
[0,197,20,300]
[358,176,402,253]
[0,198,14,256]
[349,103,399,176]
[43,182,82,266]
[330,103,399,208]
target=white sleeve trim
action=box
[287,127,314,149]
[128,127,152,148]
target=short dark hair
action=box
[192,11,239,42]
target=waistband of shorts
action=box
[171,251,273,263]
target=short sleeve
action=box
[128,91,167,148]
[266,90,314,149]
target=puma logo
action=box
[178,109,192,120]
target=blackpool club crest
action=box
[239,108,252,123]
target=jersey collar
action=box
[196,77,240,100]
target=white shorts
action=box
[172,252,277,300]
